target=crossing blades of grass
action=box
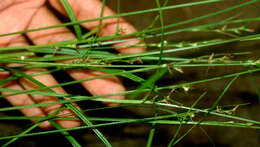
[60,0,82,40]
[1,1,260,146]
[4,67,112,147]
[167,92,207,147]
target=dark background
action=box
[1,0,260,146]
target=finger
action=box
[0,0,15,11]
[0,0,45,47]
[1,81,52,129]
[67,69,125,106]
[49,0,146,54]
[19,68,81,129]
[2,36,51,129]
[8,36,80,129]
[26,6,125,105]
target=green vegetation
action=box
[0,0,260,146]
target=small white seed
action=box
[20,56,25,60]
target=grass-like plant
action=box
[0,0,260,146]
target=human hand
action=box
[0,0,145,129]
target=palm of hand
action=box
[0,0,144,129]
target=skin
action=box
[0,0,145,129]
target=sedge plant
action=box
[0,0,260,146]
